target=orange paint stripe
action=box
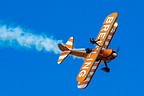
[87,75,92,78]
[65,44,72,49]
[58,59,63,62]
[90,69,95,72]
[78,81,89,85]
[103,45,107,49]
[68,38,73,42]
[110,32,114,35]
[106,39,110,42]
[93,63,99,66]
[113,26,116,29]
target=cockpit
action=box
[85,48,92,53]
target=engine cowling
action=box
[100,49,113,57]
[100,49,118,60]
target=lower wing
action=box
[77,60,101,89]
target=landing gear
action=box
[101,62,110,73]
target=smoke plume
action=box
[0,25,63,54]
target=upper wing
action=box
[76,12,118,82]
[102,22,118,49]
[96,12,118,48]
[77,60,101,89]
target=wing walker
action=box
[57,12,118,89]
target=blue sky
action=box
[0,0,144,96]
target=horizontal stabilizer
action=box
[57,50,71,64]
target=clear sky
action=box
[0,0,144,96]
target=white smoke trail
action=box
[0,25,63,54]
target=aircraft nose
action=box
[112,52,118,58]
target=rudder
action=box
[65,37,73,49]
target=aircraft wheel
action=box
[101,67,110,73]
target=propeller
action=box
[116,47,120,53]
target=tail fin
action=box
[65,37,73,49]
[57,37,74,64]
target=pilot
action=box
[90,38,96,44]
[85,48,92,53]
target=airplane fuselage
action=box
[70,49,117,62]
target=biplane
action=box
[57,12,118,89]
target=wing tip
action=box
[114,22,118,27]
[108,12,118,17]
[77,83,87,89]
[112,12,118,16]
[57,61,61,64]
